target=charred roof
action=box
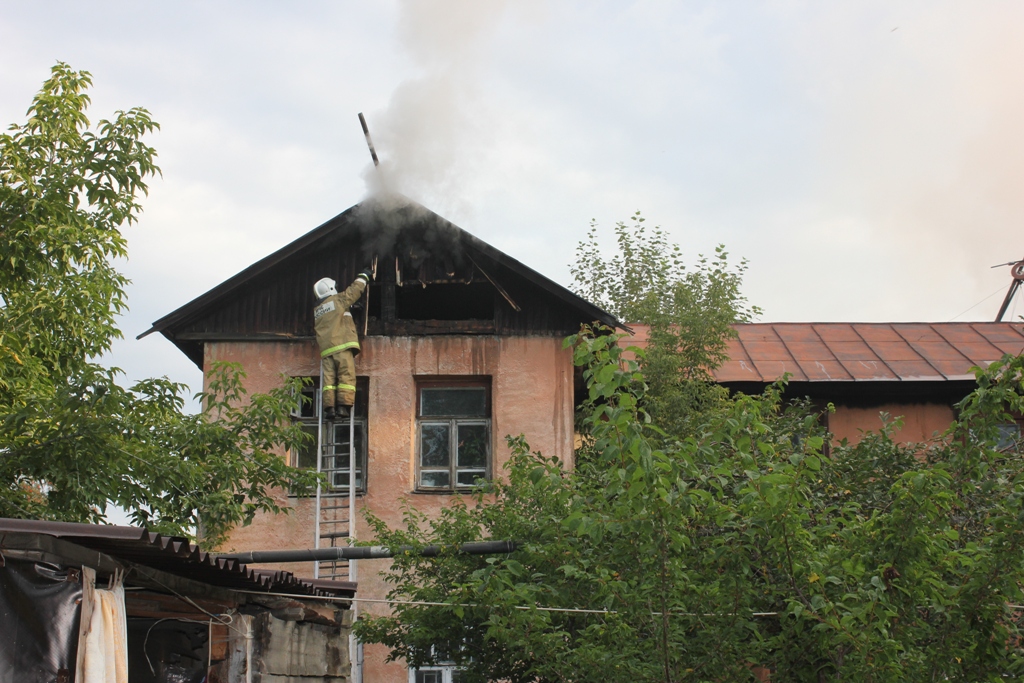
[141,195,619,368]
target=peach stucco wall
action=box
[205,335,575,683]
[828,402,955,446]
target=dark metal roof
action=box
[0,518,354,598]
[139,196,619,360]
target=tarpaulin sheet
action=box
[0,558,82,683]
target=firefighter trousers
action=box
[322,350,356,409]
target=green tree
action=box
[0,63,318,546]
[571,213,760,438]
[358,330,1024,682]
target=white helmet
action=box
[314,277,337,300]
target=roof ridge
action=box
[139,196,620,342]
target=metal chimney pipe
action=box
[358,112,380,167]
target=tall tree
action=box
[571,213,760,438]
[0,63,317,546]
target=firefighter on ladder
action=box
[313,269,371,420]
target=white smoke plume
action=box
[362,0,516,220]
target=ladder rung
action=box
[319,531,351,539]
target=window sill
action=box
[288,491,367,499]
[409,487,484,495]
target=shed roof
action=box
[0,518,354,598]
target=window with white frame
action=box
[408,644,467,683]
[409,666,463,683]
[416,379,490,491]
[290,376,368,494]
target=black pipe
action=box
[358,112,380,167]
[995,258,1024,322]
[996,279,1021,322]
[218,540,517,565]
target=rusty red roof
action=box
[620,322,1024,383]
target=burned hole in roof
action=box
[396,282,495,321]
[391,253,493,322]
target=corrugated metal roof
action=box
[621,322,1024,383]
[0,518,354,598]
[724,323,1024,383]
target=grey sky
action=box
[2,1,1022,397]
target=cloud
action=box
[803,3,1024,319]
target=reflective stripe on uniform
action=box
[321,384,356,392]
[321,341,360,357]
[322,385,337,391]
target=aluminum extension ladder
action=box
[313,378,358,583]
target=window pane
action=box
[326,422,365,492]
[334,422,355,445]
[456,470,486,487]
[333,423,367,452]
[331,453,361,477]
[421,388,486,417]
[457,424,488,468]
[420,424,450,467]
[415,671,442,683]
[997,423,1021,451]
[295,425,318,469]
[333,470,363,489]
[298,385,318,419]
[451,671,464,683]
[419,470,451,488]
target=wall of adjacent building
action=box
[827,402,956,446]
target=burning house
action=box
[140,195,618,682]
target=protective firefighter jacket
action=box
[314,274,368,357]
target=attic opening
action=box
[396,282,494,321]
[391,253,492,321]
